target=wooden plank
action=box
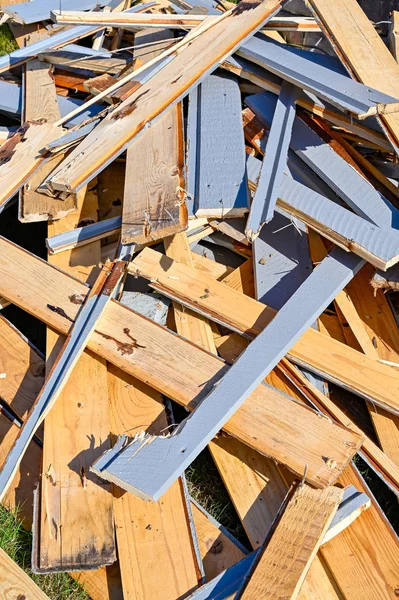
[19,32,78,223]
[321,464,399,600]
[92,245,363,500]
[36,185,116,572]
[122,103,187,245]
[0,236,364,489]
[0,547,49,599]
[107,363,201,598]
[308,0,399,153]
[47,0,284,194]
[3,0,113,24]
[236,484,343,600]
[245,81,298,238]
[245,92,399,227]
[238,33,399,119]
[133,28,174,63]
[0,262,124,503]
[186,72,249,218]
[52,11,210,27]
[389,11,399,61]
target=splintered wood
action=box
[0,1,399,598]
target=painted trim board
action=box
[238,33,399,119]
[3,0,114,24]
[91,246,363,501]
[245,81,298,238]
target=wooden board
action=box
[0,236,363,489]
[37,189,115,572]
[47,0,284,193]
[186,72,249,218]
[236,484,343,600]
[122,103,187,245]
[308,0,399,152]
[108,363,201,599]
[0,547,49,599]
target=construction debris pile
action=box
[0,0,399,597]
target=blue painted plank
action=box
[238,33,399,118]
[246,81,299,239]
[187,71,249,218]
[91,247,363,501]
[3,0,113,25]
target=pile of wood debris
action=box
[0,0,398,597]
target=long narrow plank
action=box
[37,188,116,572]
[0,547,49,599]
[52,11,209,27]
[236,484,343,600]
[122,103,187,244]
[237,33,399,118]
[47,0,284,194]
[129,247,399,415]
[108,363,201,599]
[3,0,113,24]
[0,262,123,503]
[19,34,78,223]
[187,72,249,218]
[308,0,399,153]
[92,246,363,501]
[245,81,298,238]
[0,236,365,488]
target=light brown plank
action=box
[38,187,115,572]
[0,547,49,599]
[237,484,343,600]
[122,104,187,245]
[108,363,200,599]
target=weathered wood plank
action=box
[122,104,187,245]
[0,547,49,599]
[0,236,364,489]
[236,484,343,600]
[187,72,249,218]
[52,11,210,27]
[308,0,399,153]
[245,81,298,238]
[47,0,284,194]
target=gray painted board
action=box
[245,91,399,228]
[246,81,299,239]
[187,72,249,218]
[238,34,399,118]
[2,0,113,24]
[91,247,363,501]
[46,216,122,254]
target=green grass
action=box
[0,25,18,56]
[0,505,89,599]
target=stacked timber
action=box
[0,0,398,598]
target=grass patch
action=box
[0,25,18,56]
[0,505,89,599]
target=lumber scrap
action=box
[0,547,49,599]
[237,33,399,119]
[389,11,399,62]
[35,187,116,572]
[0,261,125,503]
[19,32,78,223]
[51,11,211,27]
[3,0,113,24]
[47,0,285,194]
[245,81,298,239]
[92,245,363,501]
[121,103,187,245]
[0,236,365,489]
[47,216,122,254]
[307,0,399,153]
[186,71,249,218]
[235,484,343,600]
[107,364,202,598]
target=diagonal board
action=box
[307,0,399,153]
[46,0,284,194]
[91,246,363,501]
[0,236,362,490]
[235,484,343,600]
[0,547,49,600]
